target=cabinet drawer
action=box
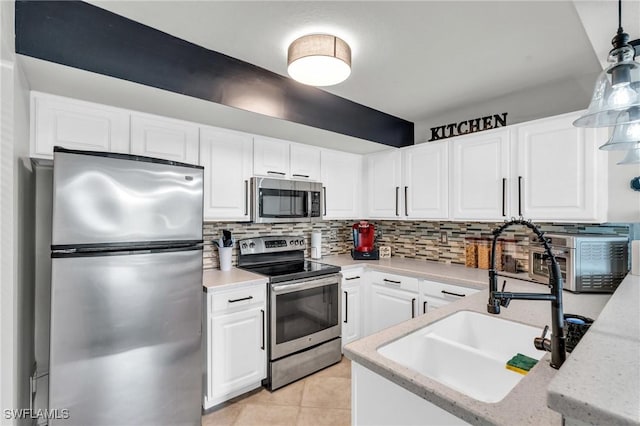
[369,271,419,292]
[342,268,364,287]
[210,284,266,313]
[420,280,480,300]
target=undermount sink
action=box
[377,310,545,403]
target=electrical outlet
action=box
[440,231,448,244]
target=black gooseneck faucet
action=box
[487,219,566,369]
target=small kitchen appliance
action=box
[529,233,629,293]
[351,221,379,260]
[237,236,342,391]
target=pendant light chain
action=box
[618,0,622,32]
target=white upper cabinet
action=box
[253,137,321,181]
[450,129,510,221]
[402,141,449,219]
[199,127,253,222]
[253,136,290,178]
[514,111,608,222]
[290,143,321,181]
[321,149,362,219]
[31,92,130,159]
[130,114,199,164]
[366,149,402,218]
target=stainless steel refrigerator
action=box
[48,147,203,425]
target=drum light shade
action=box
[287,34,351,86]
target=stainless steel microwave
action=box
[251,177,323,223]
[528,233,628,293]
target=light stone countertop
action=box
[202,267,267,291]
[547,273,640,426]
[326,255,612,426]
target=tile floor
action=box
[202,357,352,426]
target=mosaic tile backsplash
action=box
[203,220,630,271]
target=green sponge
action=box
[506,353,538,375]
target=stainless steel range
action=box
[237,236,342,390]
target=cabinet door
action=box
[419,295,449,315]
[290,143,321,181]
[515,112,607,222]
[31,92,129,159]
[367,284,417,335]
[253,136,290,178]
[130,114,199,164]
[200,127,252,221]
[321,149,362,219]
[402,141,449,219]
[342,285,362,348]
[366,150,402,218]
[209,307,266,403]
[451,129,510,220]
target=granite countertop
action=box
[202,267,267,291]
[548,273,640,425]
[331,255,613,426]
[319,253,517,289]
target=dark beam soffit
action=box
[15,1,414,148]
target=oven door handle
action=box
[272,276,339,294]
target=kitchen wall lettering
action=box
[429,112,508,141]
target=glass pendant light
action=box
[617,148,640,165]
[599,107,640,150]
[573,0,640,128]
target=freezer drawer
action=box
[52,149,203,246]
[49,248,202,426]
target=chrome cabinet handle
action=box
[293,174,309,178]
[228,296,253,303]
[404,186,408,216]
[502,178,506,217]
[267,170,285,175]
[244,180,249,216]
[411,298,416,318]
[260,309,265,350]
[343,291,348,324]
[395,187,399,216]
[441,290,465,297]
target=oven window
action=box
[532,252,567,280]
[260,189,308,218]
[275,284,338,344]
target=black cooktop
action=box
[240,260,341,284]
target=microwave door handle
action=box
[307,190,312,219]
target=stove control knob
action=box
[293,240,299,246]
[299,239,304,246]
[241,243,248,249]
[289,240,294,245]
[249,242,255,248]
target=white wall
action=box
[1,1,34,423]
[607,151,640,223]
[413,73,599,144]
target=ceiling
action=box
[18,1,635,153]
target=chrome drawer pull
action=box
[228,296,253,303]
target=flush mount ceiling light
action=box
[287,34,351,86]
[573,0,640,128]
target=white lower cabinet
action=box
[204,282,267,409]
[341,269,364,349]
[419,280,480,315]
[366,272,419,336]
[353,362,469,426]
